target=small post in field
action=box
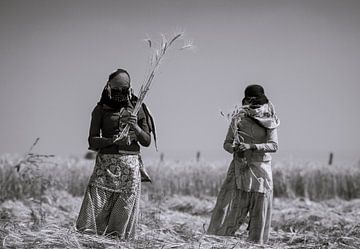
[328,152,333,165]
[196,151,201,162]
[160,152,164,162]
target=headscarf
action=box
[236,84,280,129]
[99,69,131,109]
[242,84,269,106]
[108,68,131,84]
[242,102,280,129]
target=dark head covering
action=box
[108,68,131,84]
[99,69,132,109]
[242,84,269,106]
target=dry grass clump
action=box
[1,140,359,248]
[271,198,360,248]
[0,154,93,201]
[1,193,360,249]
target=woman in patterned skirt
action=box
[208,85,280,244]
[76,69,155,239]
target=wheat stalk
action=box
[220,104,252,146]
[114,31,193,143]
[13,138,55,172]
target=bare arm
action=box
[133,120,151,147]
[127,108,151,147]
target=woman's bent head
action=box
[99,69,132,109]
[242,84,269,106]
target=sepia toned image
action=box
[0,0,360,248]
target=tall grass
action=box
[144,158,360,201]
[0,154,360,202]
[272,160,360,200]
[0,154,92,200]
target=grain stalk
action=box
[14,137,55,172]
[114,32,193,143]
[220,105,251,147]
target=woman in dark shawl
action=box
[76,69,156,239]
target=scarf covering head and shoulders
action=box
[242,102,280,129]
[235,84,280,129]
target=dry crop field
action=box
[1,154,360,249]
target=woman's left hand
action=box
[125,114,137,127]
[126,114,142,133]
[238,142,251,151]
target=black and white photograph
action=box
[0,0,360,248]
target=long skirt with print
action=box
[207,158,273,244]
[76,153,141,239]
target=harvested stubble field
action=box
[1,154,360,249]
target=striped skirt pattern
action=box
[207,159,272,244]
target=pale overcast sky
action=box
[0,0,359,162]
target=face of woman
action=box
[108,73,130,104]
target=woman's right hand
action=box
[232,142,240,153]
[238,142,252,151]
[111,135,127,145]
[111,132,137,145]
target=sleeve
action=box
[223,119,236,154]
[88,105,112,150]
[134,107,151,147]
[253,128,278,152]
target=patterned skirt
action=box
[76,153,141,239]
